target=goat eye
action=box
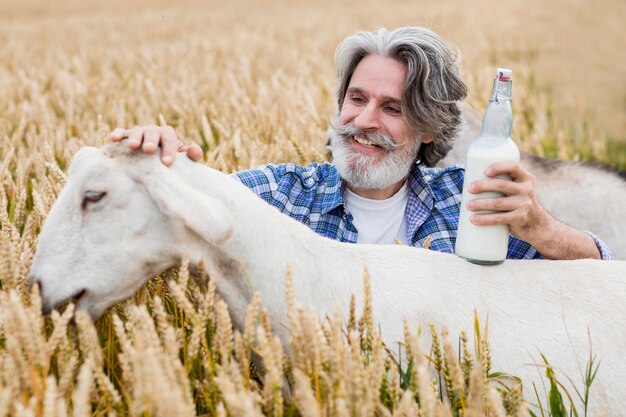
[82,191,106,209]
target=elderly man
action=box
[110,27,612,260]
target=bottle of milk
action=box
[455,68,520,265]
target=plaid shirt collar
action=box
[319,164,436,243]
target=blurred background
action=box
[1,0,624,168]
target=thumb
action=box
[181,144,204,162]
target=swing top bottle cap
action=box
[497,68,513,81]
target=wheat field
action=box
[0,0,623,416]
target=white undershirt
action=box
[344,182,409,245]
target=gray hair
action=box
[335,27,467,167]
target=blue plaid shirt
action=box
[232,162,613,260]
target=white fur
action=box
[31,144,626,414]
[441,102,626,260]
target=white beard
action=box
[329,124,421,190]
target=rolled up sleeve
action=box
[585,231,614,260]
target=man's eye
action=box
[385,106,401,114]
[350,96,365,104]
[82,191,107,209]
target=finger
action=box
[159,126,179,166]
[127,126,145,148]
[186,144,204,162]
[142,125,160,154]
[486,161,530,181]
[178,144,204,162]
[109,127,129,142]
[467,195,524,212]
[469,178,523,195]
[470,210,517,227]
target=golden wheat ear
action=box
[139,164,233,245]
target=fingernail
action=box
[128,139,139,147]
[162,155,172,164]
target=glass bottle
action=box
[455,68,520,265]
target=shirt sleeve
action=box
[230,163,324,224]
[584,231,614,260]
[230,164,286,205]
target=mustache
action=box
[329,120,402,151]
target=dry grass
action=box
[2,267,536,417]
[0,0,621,416]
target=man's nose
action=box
[354,103,380,131]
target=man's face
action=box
[330,54,431,191]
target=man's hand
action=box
[465,161,549,241]
[466,161,601,259]
[109,125,204,166]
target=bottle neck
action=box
[480,77,513,139]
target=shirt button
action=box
[306,179,314,186]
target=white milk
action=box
[455,68,518,265]
[455,137,520,264]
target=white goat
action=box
[31,143,626,414]
[441,103,626,260]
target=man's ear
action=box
[139,164,233,245]
[421,134,434,144]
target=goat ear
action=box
[140,165,233,245]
